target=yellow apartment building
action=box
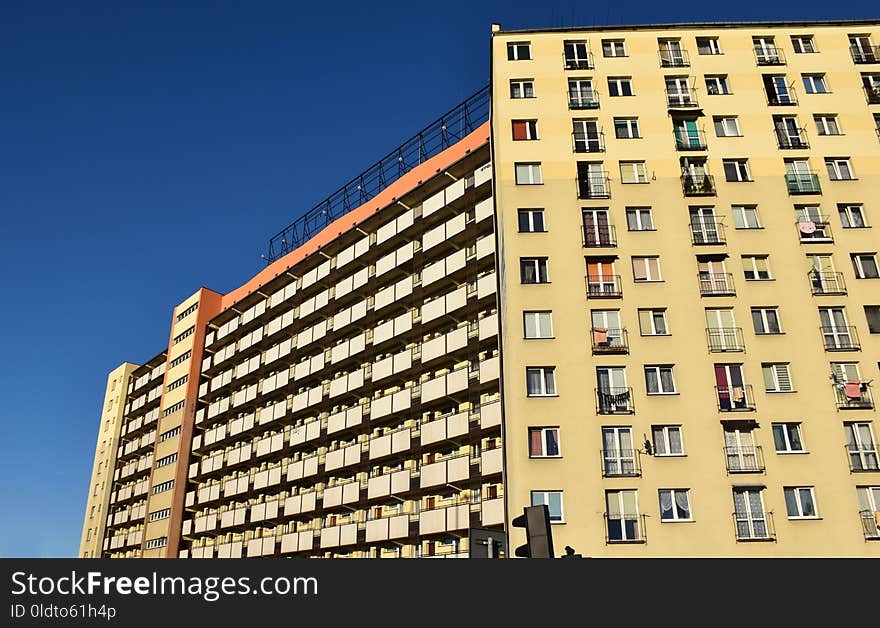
[81,19,880,557]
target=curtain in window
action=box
[675,491,690,518]
[660,369,674,391]
[545,430,559,456]
[526,369,542,395]
[529,430,543,456]
[659,490,674,519]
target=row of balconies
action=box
[115,429,156,464]
[121,406,160,439]
[114,451,153,482]
[128,358,167,397]
[109,476,150,507]
[106,500,147,529]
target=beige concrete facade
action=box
[79,362,138,557]
[492,21,880,556]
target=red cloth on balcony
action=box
[845,381,862,399]
[593,327,608,344]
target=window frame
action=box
[507,42,532,61]
[825,158,855,181]
[510,79,535,99]
[625,207,654,231]
[762,362,794,393]
[784,486,819,519]
[791,35,816,54]
[742,255,772,280]
[705,74,731,95]
[713,116,742,137]
[723,159,752,182]
[607,76,634,97]
[751,307,782,334]
[523,311,554,339]
[652,425,685,456]
[638,308,669,336]
[619,161,648,184]
[802,73,828,94]
[613,117,641,139]
[520,257,550,284]
[645,365,677,395]
[696,36,722,55]
[814,114,841,136]
[772,422,806,454]
[851,253,880,279]
[837,204,866,229]
[517,208,546,232]
[632,256,662,282]
[659,489,693,522]
[526,366,557,397]
[602,39,627,57]
[512,119,539,141]
[531,490,565,523]
[514,162,543,185]
[528,427,562,458]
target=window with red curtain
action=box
[512,120,529,140]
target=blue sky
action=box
[0,2,875,557]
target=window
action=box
[602,426,636,476]
[526,367,556,396]
[166,375,188,392]
[520,257,549,283]
[531,491,564,522]
[605,490,641,541]
[733,488,770,540]
[514,162,543,184]
[865,306,880,333]
[784,487,818,519]
[838,204,866,228]
[632,256,661,282]
[602,39,626,57]
[845,423,879,471]
[564,40,591,69]
[652,425,684,456]
[638,309,668,335]
[507,42,531,60]
[512,120,538,140]
[742,255,772,280]
[607,76,633,96]
[773,423,805,453]
[645,365,676,394]
[155,453,178,468]
[825,158,854,180]
[791,35,816,53]
[626,207,654,231]
[568,79,596,107]
[733,205,761,229]
[705,75,730,95]
[173,326,194,345]
[176,302,198,321]
[802,74,828,94]
[145,537,168,550]
[723,159,751,182]
[659,489,692,521]
[517,208,546,232]
[696,36,722,55]
[814,114,841,136]
[169,350,191,369]
[510,79,535,98]
[159,426,181,441]
[852,253,879,279]
[149,508,172,522]
[619,161,647,183]
[753,36,782,64]
[751,307,782,334]
[614,117,640,139]
[152,480,174,494]
[762,363,794,392]
[523,311,553,338]
[163,400,185,416]
[713,116,741,137]
[528,427,560,458]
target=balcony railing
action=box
[595,387,634,414]
[707,327,745,352]
[716,384,755,411]
[860,510,880,540]
[690,220,725,245]
[724,446,765,473]
[776,129,809,149]
[666,89,699,108]
[601,449,641,477]
[592,327,628,354]
[767,89,797,106]
[734,511,776,541]
[577,175,611,199]
[785,173,821,194]
[659,48,690,67]
[674,129,707,150]
[605,514,647,544]
[573,131,605,153]
[586,275,622,299]
[834,382,873,409]
[564,53,594,70]
[755,47,785,65]
[809,271,846,295]
[796,218,832,241]
[821,326,860,351]
[698,273,735,296]
[569,92,600,109]
[682,174,716,196]
[851,46,880,63]
[864,85,880,104]
[846,446,880,472]
[583,224,616,247]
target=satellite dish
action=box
[798,221,817,234]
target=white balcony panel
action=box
[365,519,389,543]
[369,434,392,459]
[448,455,470,482]
[479,356,500,384]
[367,474,391,499]
[371,395,392,419]
[391,469,410,493]
[474,162,492,187]
[323,485,342,508]
[419,509,446,535]
[392,388,411,412]
[480,400,502,428]
[446,504,470,531]
[481,447,503,475]
[477,272,497,299]
[479,314,498,340]
[422,190,445,218]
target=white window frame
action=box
[743,255,772,280]
[705,75,730,95]
[652,425,685,456]
[507,42,532,61]
[632,256,662,281]
[620,161,648,184]
[732,205,761,229]
[751,307,781,334]
[531,490,564,523]
[723,159,752,182]
[613,117,640,139]
[762,363,794,393]
[838,204,866,228]
[714,116,741,137]
[526,367,557,397]
[607,76,633,97]
[825,158,854,180]
[814,115,841,136]
[784,487,819,519]
[523,311,554,339]
[625,207,654,231]
[696,37,722,55]
[852,253,879,279]
[639,309,669,336]
[802,74,828,94]
[791,35,816,53]
[512,119,539,140]
[520,257,549,283]
[772,422,805,454]
[659,489,693,522]
[528,427,561,458]
[517,208,546,232]
[645,365,676,394]
[602,39,627,57]
[515,162,543,185]
[510,79,535,99]
[733,487,770,539]
[605,490,641,541]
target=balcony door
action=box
[715,364,747,409]
[591,310,622,346]
[774,116,801,146]
[577,161,606,197]
[586,260,616,295]
[606,490,640,541]
[706,308,736,350]
[597,366,629,412]
[565,41,590,67]
[765,75,792,103]
[733,488,768,538]
[582,208,611,246]
[698,258,729,291]
[846,423,878,471]
[674,118,700,147]
[795,205,829,239]
[666,77,692,104]
[661,39,685,65]
[573,119,601,152]
[602,427,635,475]
[690,207,718,243]
[724,428,757,471]
[820,307,853,349]
[569,79,595,104]
[753,37,777,61]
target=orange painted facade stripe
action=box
[220,121,490,310]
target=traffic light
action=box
[511,504,555,558]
